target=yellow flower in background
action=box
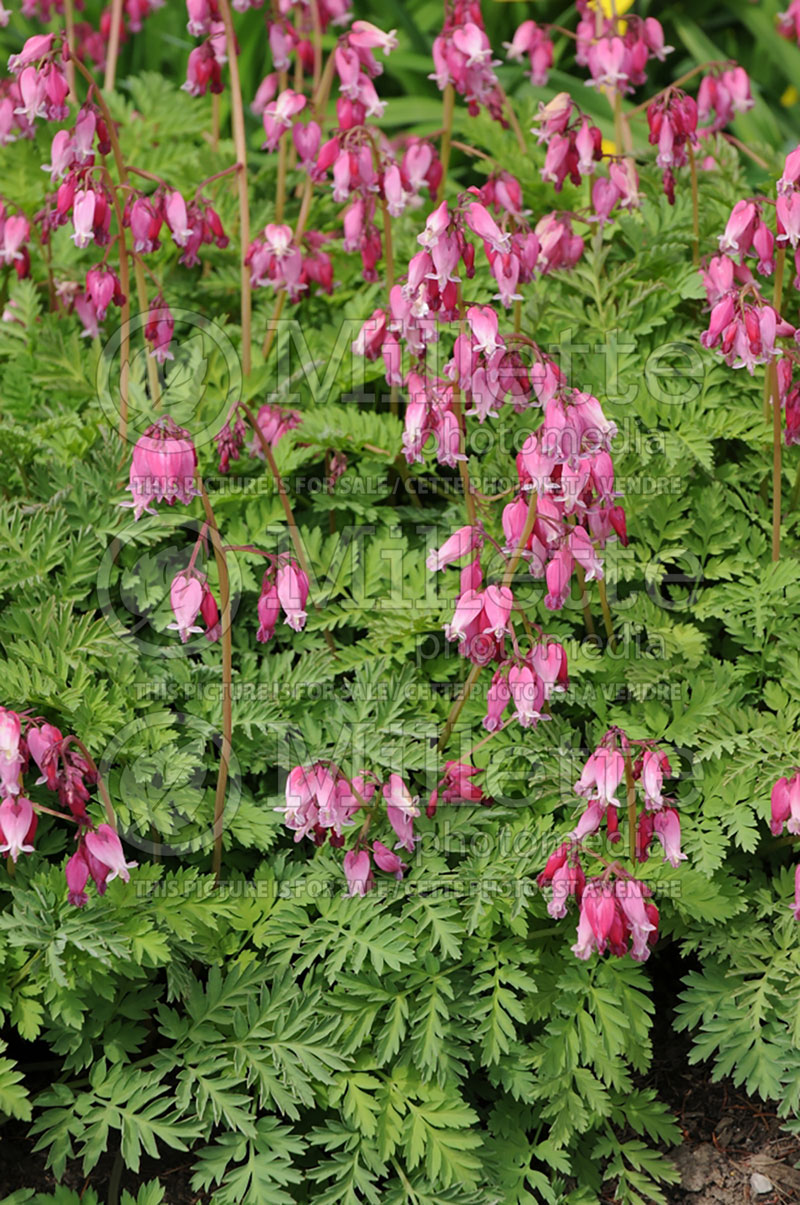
[782,85,799,107]
[587,0,635,16]
[601,137,617,156]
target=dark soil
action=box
[0,1125,210,1203]
[643,949,800,1204]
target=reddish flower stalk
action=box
[104,0,124,92]
[217,0,252,377]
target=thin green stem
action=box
[437,663,482,755]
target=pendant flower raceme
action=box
[0,705,131,905]
[277,765,417,892]
[125,417,199,520]
[539,729,684,963]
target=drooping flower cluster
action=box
[20,0,162,68]
[504,20,554,88]
[168,571,220,643]
[699,242,794,375]
[0,706,135,905]
[697,66,753,132]
[646,90,698,204]
[314,131,441,282]
[778,2,800,46]
[576,3,672,95]
[700,148,800,388]
[248,401,302,458]
[1,32,228,344]
[246,221,333,300]
[246,18,427,296]
[354,193,587,427]
[426,759,489,818]
[277,765,417,893]
[126,417,199,520]
[532,92,640,224]
[0,201,31,277]
[352,179,627,739]
[256,558,310,640]
[538,729,684,962]
[432,0,505,124]
[213,400,300,473]
[123,406,318,655]
[127,187,229,267]
[7,33,69,123]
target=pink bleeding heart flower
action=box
[426,525,481,572]
[144,295,175,364]
[343,848,374,896]
[65,848,90,907]
[275,561,309,632]
[164,191,192,247]
[382,774,420,852]
[71,188,97,248]
[481,583,513,639]
[84,824,137,884]
[348,20,398,55]
[771,773,800,835]
[483,671,511,732]
[0,795,35,861]
[507,664,543,728]
[652,807,686,867]
[544,545,573,611]
[641,749,669,810]
[126,417,199,520]
[444,588,484,644]
[8,33,54,74]
[292,120,321,168]
[572,880,617,959]
[256,583,280,643]
[0,708,23,797]
[167,573,205,642]
[615,879,657,961]
[26,721,63,790]
[372,839,406,879]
